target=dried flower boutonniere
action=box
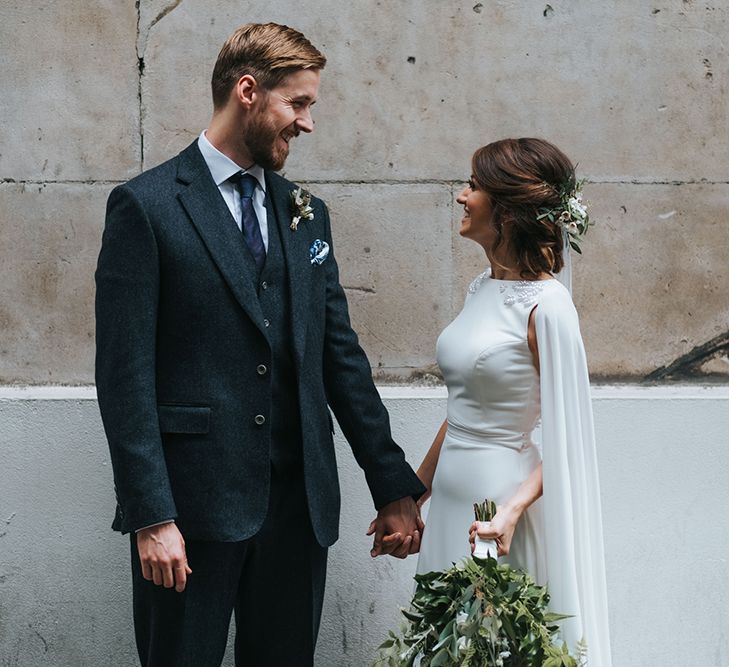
[289,187,314,231]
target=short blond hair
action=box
[211,23,326,109]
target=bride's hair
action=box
[472,138,575,279]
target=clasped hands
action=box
[367,496,424,559]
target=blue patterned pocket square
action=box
[309,239,330,265]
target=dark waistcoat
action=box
[256,213,302,468]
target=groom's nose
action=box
[296,108,314,133]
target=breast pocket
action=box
[157,404,211,434]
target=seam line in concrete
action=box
[0,180,127,186]
[295,179,729,186]
[3,179,729,187]
[588,179,729,186]
[2,385,729,401]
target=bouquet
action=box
[372,500,587,667]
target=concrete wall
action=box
[2,1,728,383]
[2,2,728,665]
[0,386,727,666]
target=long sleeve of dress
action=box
[535,286,613,667]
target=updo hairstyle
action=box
[471,138,576,279]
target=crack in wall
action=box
[149,0,183,33]
[137,0,183,60]
[134,1,183,173]
[644,330,729,381]
[135,2,144,172]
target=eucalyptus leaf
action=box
[544,612,573,623]
[430,647,450,667]
[401,609,424,623]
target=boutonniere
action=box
[289,186,314,231]
[309,239,330,265]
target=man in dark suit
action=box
[95,22,425,667]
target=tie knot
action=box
[230,172,257,199]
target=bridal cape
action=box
[535,285,612,664]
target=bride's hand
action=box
[468,504,521,556]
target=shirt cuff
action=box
[135,519,175,533]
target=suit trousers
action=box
[130,465,328,667]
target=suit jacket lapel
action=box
[266,172,310,367]
[176,142,267,336]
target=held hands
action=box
[136,522,192,593]
[468,503,521,557]
[367,496,424,559]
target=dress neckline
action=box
[486,272,556,284]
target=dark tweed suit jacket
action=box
[95,141,424,546]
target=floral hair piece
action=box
[537,178,591,254]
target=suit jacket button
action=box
[254,414,266,426]
[261,281,268,290]
[263,318,270,327]
[256,364,267,375]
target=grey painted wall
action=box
[2,1,728,383]
[1,387,727,666]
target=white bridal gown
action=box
[417,270,612,666]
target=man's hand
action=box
[366,496,424,559]
[136,522,192,593]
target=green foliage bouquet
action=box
[372,501,586,667]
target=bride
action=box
[414,138,612,665]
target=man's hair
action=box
[211,23,326,109]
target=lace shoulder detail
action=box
[466,271,489,295]
[498,280,546,308]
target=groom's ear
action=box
[234,74,262,111]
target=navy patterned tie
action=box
[229,172,266,272]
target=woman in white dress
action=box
[414,138,612,665]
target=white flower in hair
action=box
[537,178,592,254]
[568,195,588,220]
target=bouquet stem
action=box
[473,499,499,560]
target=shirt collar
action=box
[197,130,266,193]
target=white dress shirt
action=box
[197,130,269,250]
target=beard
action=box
[244,108,289,171]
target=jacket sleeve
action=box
[95,184,177,532]
[319,203,425,509]
[535,287,612,664]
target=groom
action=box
[95,22,425,667]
